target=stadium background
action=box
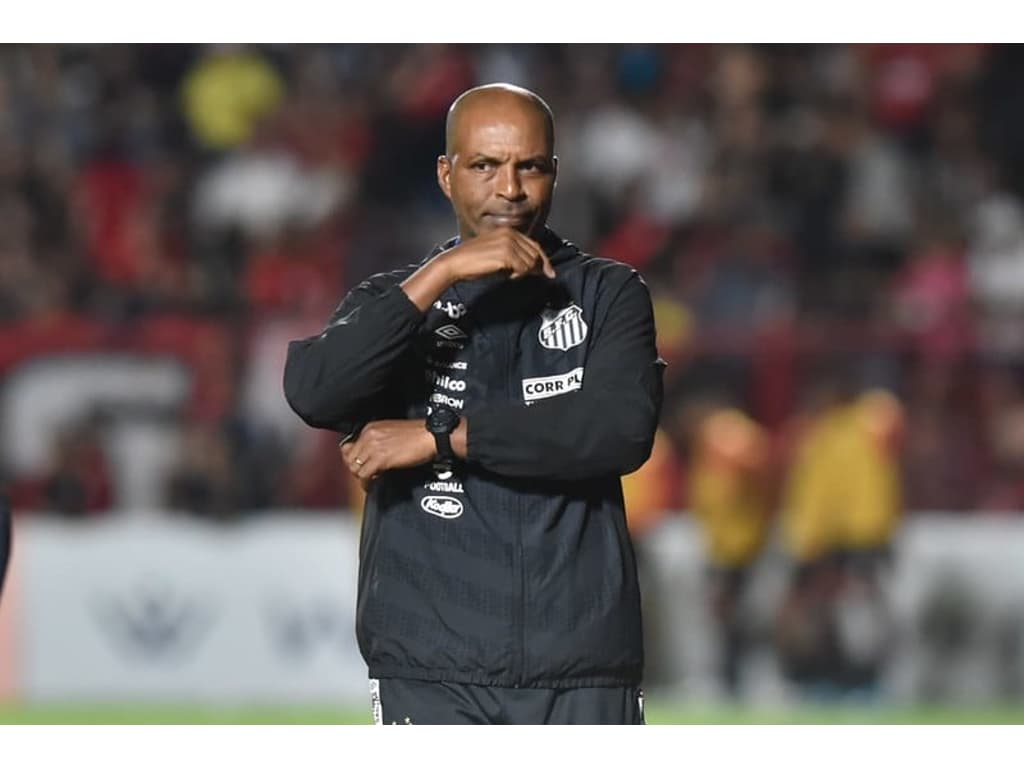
[0,43,1023,724]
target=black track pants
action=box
[369,678,645,725]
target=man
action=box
[284,83,664,724]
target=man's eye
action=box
[472,162,493,171]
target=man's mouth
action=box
[486,212,530,226]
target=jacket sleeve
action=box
[283,276,424,432]
[465,273,665,481]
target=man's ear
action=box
[552,155,559,191]
[437,155,453,201]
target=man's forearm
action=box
[400,253,457,313]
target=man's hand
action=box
[440,228,556,283]
[340,419,436,484]
[401,229,555,313]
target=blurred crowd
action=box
[1,43,1024,523]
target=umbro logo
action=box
[435,324,468,341]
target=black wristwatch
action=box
[426,405,461,463]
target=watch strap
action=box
[433,430,455,462]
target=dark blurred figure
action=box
[0,495,11,600]
[979,365,1024,509]
[165,421,236,520]
[38,414,115,517]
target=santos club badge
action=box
[538,304,588,351]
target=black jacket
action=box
[284,228,665,688]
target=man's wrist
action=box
[432,248,461,287]
[450,419,468,460]
[401,251,459,313]
[426,406,461,462]
[422,426,439,460]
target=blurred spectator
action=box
[192,150,350,247]
[965,178,1024,363]
[164,421,235,520]
[181,46,284,151]
[889,232,974,365]
[978,365,1024,510]
[776,374,905,698]
[902,358,987,511]
[9,412,116,517]
[623,427,681,540]
[687,404,774,697]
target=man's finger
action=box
[512,232,555,279]
[538,249,556,279]
[509,240,542,279]
[342,442,367,475]
[355,454,381,479]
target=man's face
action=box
[437,99,557,240]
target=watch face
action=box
[428,406,459,434]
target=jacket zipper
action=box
[456,279,524,685]
[508,321,525,687]
[515,506,524,687]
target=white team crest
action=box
[538,304,588,351]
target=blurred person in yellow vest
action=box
[688,404,774,697]
[836,388,904,692]
[182,46,285,151]
[776,373,905,697]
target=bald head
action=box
[437,83,558,240]
[445,83,554,157]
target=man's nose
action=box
[497,166,525,200]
